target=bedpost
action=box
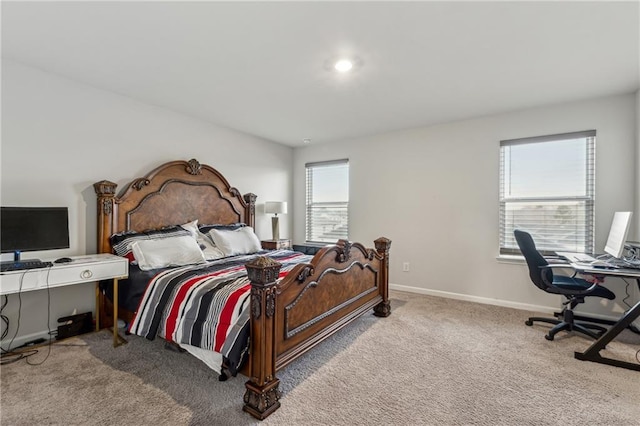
[93,180,118,331]
[243,256,282,420]
[94,180,118,254]
[373,237,392,317]
[243,193,257,228]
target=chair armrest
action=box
[539,264,573,271]
[537,265,600,295]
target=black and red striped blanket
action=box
[128,250,312,376]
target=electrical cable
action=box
[1,295,9,342]
[0,273,27,364]
[617,277,640,336]
[26,268,53,365]
[0,348,39,365]
[620,245,640,268]
[621,278,632,309]
[4,272,25,353]
[0,266,54,365]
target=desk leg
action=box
[574,298,640,371]
[95,282,100,332]
[112,277,127,348]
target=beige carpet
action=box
[1,290,639,425]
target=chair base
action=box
[525,315,607,341]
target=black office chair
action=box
[514,229,615,341]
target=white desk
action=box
[0,254,129,346]
[570,262,640,371]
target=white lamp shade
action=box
[265,201,287,215]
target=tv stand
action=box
[0,253,128,346]
[12,250,28,262]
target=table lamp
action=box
[265,201,287,241]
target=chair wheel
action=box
[525,320,533,326]
[545,334,554,341]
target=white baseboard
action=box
[389,283,638,326]
[0,330,53,352]
[390,283,557,314]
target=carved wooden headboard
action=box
[94,159,256,254]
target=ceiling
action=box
[2,1,639,147]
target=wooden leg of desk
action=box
[112,278,127,348]
[113,277,118,346]
[95,282,100,332]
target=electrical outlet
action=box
[402,262,410,272]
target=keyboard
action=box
[556,252,598,264]
[0,261,54,272]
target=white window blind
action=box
[499,130,595,255]
[305,159,349,243]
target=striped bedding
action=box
[128,250,312,376]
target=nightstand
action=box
[261,239,292,250]
[292,244,324,255]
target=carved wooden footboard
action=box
[243,238,391,419]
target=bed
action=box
[93,158,391,419]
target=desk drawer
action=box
[48,260,128,288]
[0,270,48,294]
[0,255,128,295]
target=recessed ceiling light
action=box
[323,56,363,73]
[334,59,353,73]
[303,138,312,144]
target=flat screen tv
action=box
[1,206,69,261]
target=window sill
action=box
[496,254,525,264]
[302,242,330,247]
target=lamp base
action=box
[271,216,280,241]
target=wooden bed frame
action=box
[94,158,391,419]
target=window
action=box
[305,159,349,243]
[499,130,595,255]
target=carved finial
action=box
[374,237,392,254]
[132,178,150,191]
[296,265,314,283]
[246,256,283,286]
[244,193,257,205]
[335,239,352,263]
[244,193,257,220]
[186,158,202,175]
[250,256,280,268]
[93,180,117,196]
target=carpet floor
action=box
[1,290,639,425]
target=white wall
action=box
[1,60,293,346]
[293,94,638,319]
[636,90,640,239]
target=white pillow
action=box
[131,235,207,271]
[208,226,262,257]
[180,220,225,261]
[180,219,200,238]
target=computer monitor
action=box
[603,211,633,259]
[1,206,70,262]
